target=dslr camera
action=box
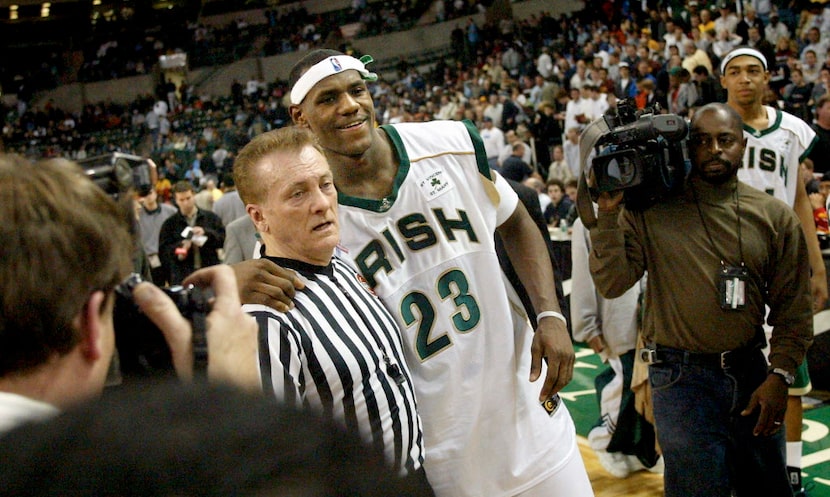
[585,100,690,211]
[113,273,213,380]
[78,152,156,198]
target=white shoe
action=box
[594,449,632,479]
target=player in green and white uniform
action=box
[722,47,822,497]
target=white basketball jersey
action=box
[738,106,817,206]
[337,120,577,497]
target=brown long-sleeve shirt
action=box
[589,175,812,374]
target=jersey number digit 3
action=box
[401,269,481,361]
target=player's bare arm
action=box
[795,165,828,311]
[496,201,574,399]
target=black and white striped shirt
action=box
[245,253,425,475]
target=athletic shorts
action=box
[789,359,812,396]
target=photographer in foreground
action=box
[0,154,258,434]
[588,104,812,497]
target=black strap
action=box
[192,311,209,378]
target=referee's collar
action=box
[261,253,334,277]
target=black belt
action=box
[646,344,763,370]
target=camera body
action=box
[588,100,690,210]
[113,274,213,379]
[79,152,156,198]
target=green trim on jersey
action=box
[743,107,783,138]
[336,125,412,212]
[461,119,493,177]
[801,135,818,164]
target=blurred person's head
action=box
[0,381,429,497]
[0,154,133,408]
[805,50,817,67]
[172,181,197,217]
[553,144,564,161]
[565,179,578,200]
[546,178,566,203]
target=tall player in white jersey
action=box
[721,47,826,497]
[232,50,593,497]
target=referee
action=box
[233,126,432,494]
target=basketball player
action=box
[721,46,825,497]
[232,49,594,497]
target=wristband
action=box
[537,311,567,325]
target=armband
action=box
[537,311,567,326]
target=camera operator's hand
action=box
[597,190,624,213]
[185,266,260,390]
[132,266,260,390]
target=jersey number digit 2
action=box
[401,269,481,361]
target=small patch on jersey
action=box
[355,272,377,296]
[417,168,454,201]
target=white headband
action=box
[290,54,378,105]
[720,47,768,74]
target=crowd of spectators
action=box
[4,0,830,187]
[4,0,490,95]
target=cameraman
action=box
[0,154,258,434]
[588,104,812,497]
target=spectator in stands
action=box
[615,62,639,99]
[563,126,581,179]
[800,27,829,68]
[667,67,698,117]
[803,49,821,85]
[682,39,713,75]
[765,11,790,47]
[547,144,574,184]
[715,0,740,36]
[544,178,573,227]
[498,129,531,169]
[692,65,723,107]
[782,68,814,122]
[500,142,533,182]
[808,94,830,175]
[736,6,765,45]
[746,27,776,72]
[812,67,830,111]
[479,116,505,169]
[185,152,205,187]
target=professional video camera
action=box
[579,100,690,217]
[78,152,156,198]
[113,273,213,380]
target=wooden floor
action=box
[578,438,665,497]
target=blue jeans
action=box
[649,349,792,497]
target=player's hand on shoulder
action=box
[230,258,304,312]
